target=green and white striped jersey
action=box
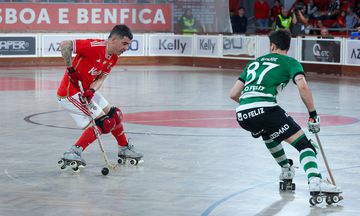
[238,53,304,110]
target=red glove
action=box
[67,67,80,87]
[79,88,95,104]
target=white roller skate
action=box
[279,159,296,191]
[309,178,343,206]
[118,144,143,165]
[57,145,86,173]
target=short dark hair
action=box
[269,30,291,51]
[108,25,133,40]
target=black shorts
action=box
[236,106,301,143]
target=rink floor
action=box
[0,65,359,216]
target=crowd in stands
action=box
[231,0,360,37]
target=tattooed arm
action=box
[60,40,73,67]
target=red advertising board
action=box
[0,3,172,32]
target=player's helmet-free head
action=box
[108,25,133,40]
[269,29,291,51]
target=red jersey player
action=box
[57,25,142,171]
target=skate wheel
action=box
[316,196,323,204]
[72,167,80,173]
[332,195,340,203]
[309,197,316,206]
[291,183,296,191]
[101,167,109,176]
[129,159,138,165]
[279,182,285,191]
[326,196,333,205]
[57,159,65,167]
[118,158,125,164]
[70,161,78,169]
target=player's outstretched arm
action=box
[294,74,315,112]
[60,40,73,67]
[295,74,321,133]
[229,80,245,103]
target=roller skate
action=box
[308,178,343,206]
[57,145,86,173]
[279,159,296,191]
[117,144,143,165]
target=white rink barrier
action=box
[0,33,359,66]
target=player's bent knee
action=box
[293,136,317,154]
[107,106,123,125]
[95,115,116,134]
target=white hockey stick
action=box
[314,133,336,185]
[78,81,117,170]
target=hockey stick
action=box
[78,81,117,171]
[314,133,336,185]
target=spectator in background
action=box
[307,0,321,19]
[310,19,325,35]
[319,0,340,20]
[292,5,309,36]
[271,0,283,27]
[232,7,248,34]
[320,27,333,38]
[275,7,293,32]
[346,7,359,29]
[333,10,347,28]
[179,9,203,34]
[254,0,270,31]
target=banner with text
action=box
[42,33,101,57]
[0,35,37,57]
[345,40,360,65]
[195,35,220,57]
[0,3,172,32]
[301,39,341,63]
[149,34,193,56]
[222,36,255,58]
[120,34,145,56]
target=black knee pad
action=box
[293,136,317,154]
[107,106,123,125]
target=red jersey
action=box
[57,39,118,97]
[254,1,270,19]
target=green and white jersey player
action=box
[229,30,342,198]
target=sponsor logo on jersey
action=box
[88,67,102,76]
[243,85,265,92]
[236,108,265,121]
[269,124,290,139]
[260,57,278,62]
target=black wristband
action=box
[67,67,76,74]
[89,88,95,93]
[309,110,317,118]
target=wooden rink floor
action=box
[0,65,360,216]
